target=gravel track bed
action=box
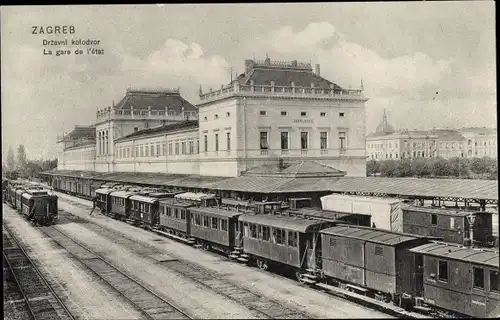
[38,226,191,320]
[3,205,148,320]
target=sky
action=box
[1,2,496,161]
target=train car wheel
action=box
[257,259,268,271]
[202,243,211,251]
[295,271,305,283]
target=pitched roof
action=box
[62,125,96,140]
[242,160,346,178]
[115,120,198,141]
[321,225,422,246]
[114,88,197,112]
[409,242,499,268]
[237,58,342,90]
[431,129,465,141]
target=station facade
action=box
[57,57,368,177]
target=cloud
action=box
[255,22,496,132]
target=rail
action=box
[38,225,191,320]
[3,225,75,320]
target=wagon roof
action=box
[129,195,158,203]
[190,206,243,218]
[239,214,329,233]
[95,188,114,195]
[158,198,196,207]
[221,198,256,207]
[174,192,217,201]
[409,242,499,268]
[110,190,136,198]
[288,208,352,221]
[320,225,421,246]
[402,205,488,217]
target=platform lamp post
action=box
[466,213,476,248]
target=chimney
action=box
[315,64,320,76]
[245,59,255,76]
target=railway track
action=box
[57,193,428,319]
[3,226,75,320]
[57,210,312,319]
[36,225,191,320]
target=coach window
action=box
[221,219,228,231]
[174,208,179,219]
[431,214,437,225]
[243,223,249,237]
[250,224,257,238]
[262,226,270,241]
[195,214,201,226]
[203,216,210,228]
[473,267,485,290]
[212,217,219,229]
[490,270,499,292]
[287,231,298,247]
[438,260,448,282]
[180,209,186,220]
[257,225,263,239]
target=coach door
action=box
[413,253,424,296]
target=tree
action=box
[431,158,452,177]
[380,160,400,177]
[412,158,432,177]
[448,157,470,178]
[397,159,413,177]
[16,144,27,172]
[366,160,380,176]
[25,161,43,178]
[6,145,15,171]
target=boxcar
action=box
[15,188,25,209]
[320,225,432,302]
[190,206,242,253]
[239,214,335,280]
[158,198,196,238]
[402,206,494,247]
[410,242,499,318]
[174,192,219,207]
[21,190,58,225]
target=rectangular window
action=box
[180,210,186,220]
[431,214,437,225]
[175,143,179,155]
[181,142,186,154]
[287,231,297,247]
[215,134,219,151]
[140,145,144,157]
[145,145,150,157]
[280,132,289,150]
[156,143,160,156]
[262,226,270,241]
[320,132,328,150]
[194,214,200,225]
[226,132,231,151]
[257,225,263,239]
[150,144,154,156]
[162,143,166,156]
[260,132,269,150]
[260,110,267,116]
[204,135,208,152]
[450,217,455,229]
[168,143,172,155]
[281,111,287,116]
[300,111,307,117]
[339,132,346,150]
[339,112,345,117]
[320,112,326,117]
[490,270,499,292]
[473,267,484,289]
[250,224,257,238]
[375,246,384,256]
[438,260,448,282]
[211,217,219,229]
[203,216,209,227]
[301,132,308,150]
[174,208,179,219]
[221,219,228,231]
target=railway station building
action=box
[56,56,368,178]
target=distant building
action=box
[57,56,369,177]
[459,127,497,158]
[366,111,497,160]
[366,111,438,160]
